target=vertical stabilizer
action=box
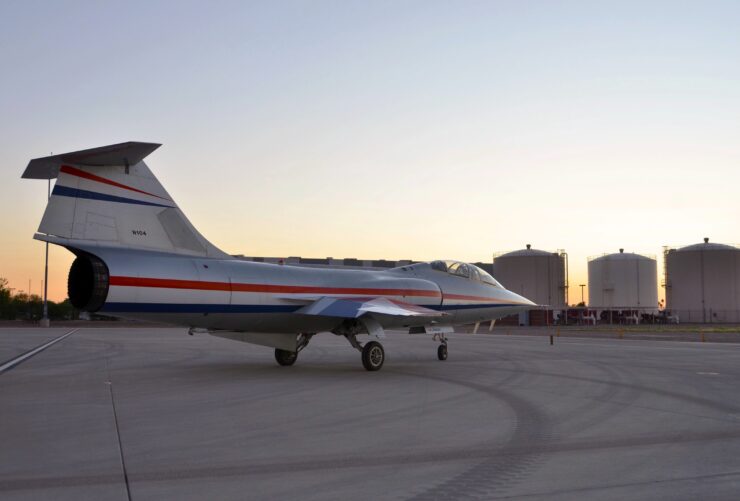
[23,142,229,258]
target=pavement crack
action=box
[107,360,132,501]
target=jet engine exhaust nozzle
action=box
[68,254,109,312]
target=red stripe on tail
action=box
[60,165,171,201]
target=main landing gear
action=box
[345,334,385,371]
[274,333,313,367]
[274,324,447,371]
[362,341,385,371]
[274,349,297,366]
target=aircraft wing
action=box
[296,297,444,318]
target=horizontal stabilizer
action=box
[22,141,161,179]
[297,297,444,319]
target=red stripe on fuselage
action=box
[444,293,531,305]
[59,165,171,201]
[109,276,442,298]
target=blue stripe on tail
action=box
[52,185,175,208]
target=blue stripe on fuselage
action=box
[52,185,175,208]
[101,303,301,313]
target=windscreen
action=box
[430,260,502,288]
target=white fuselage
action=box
[94,248,534,333]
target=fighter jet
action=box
[23,142,535,371]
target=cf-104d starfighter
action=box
[23,142,536,371]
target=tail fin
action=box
[22,142,228,258]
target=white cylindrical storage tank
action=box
[665,238,740,323]
[588,249,658,309]
[493,244,567,308]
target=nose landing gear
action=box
[437,343,448,360]
[434,333,448,361]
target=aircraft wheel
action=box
[437,344,448,361]
[275,348,298,366]
[362,341,385,371]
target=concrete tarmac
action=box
[1,327,740,500]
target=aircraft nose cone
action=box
[511,291,537,307]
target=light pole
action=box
[579,284,586,305]
[40,178,50,327]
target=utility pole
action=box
[579,284,586,305]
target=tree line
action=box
[0,277,78,320]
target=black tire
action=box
[275,348,297,366]
[361,341,385,371]
[437,344,448,361]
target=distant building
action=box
[493,245,568,308]
[588,249,658,310]
[664,238,740,323]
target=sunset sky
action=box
[2,1,739,303]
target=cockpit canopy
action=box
[430,260,502,288]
